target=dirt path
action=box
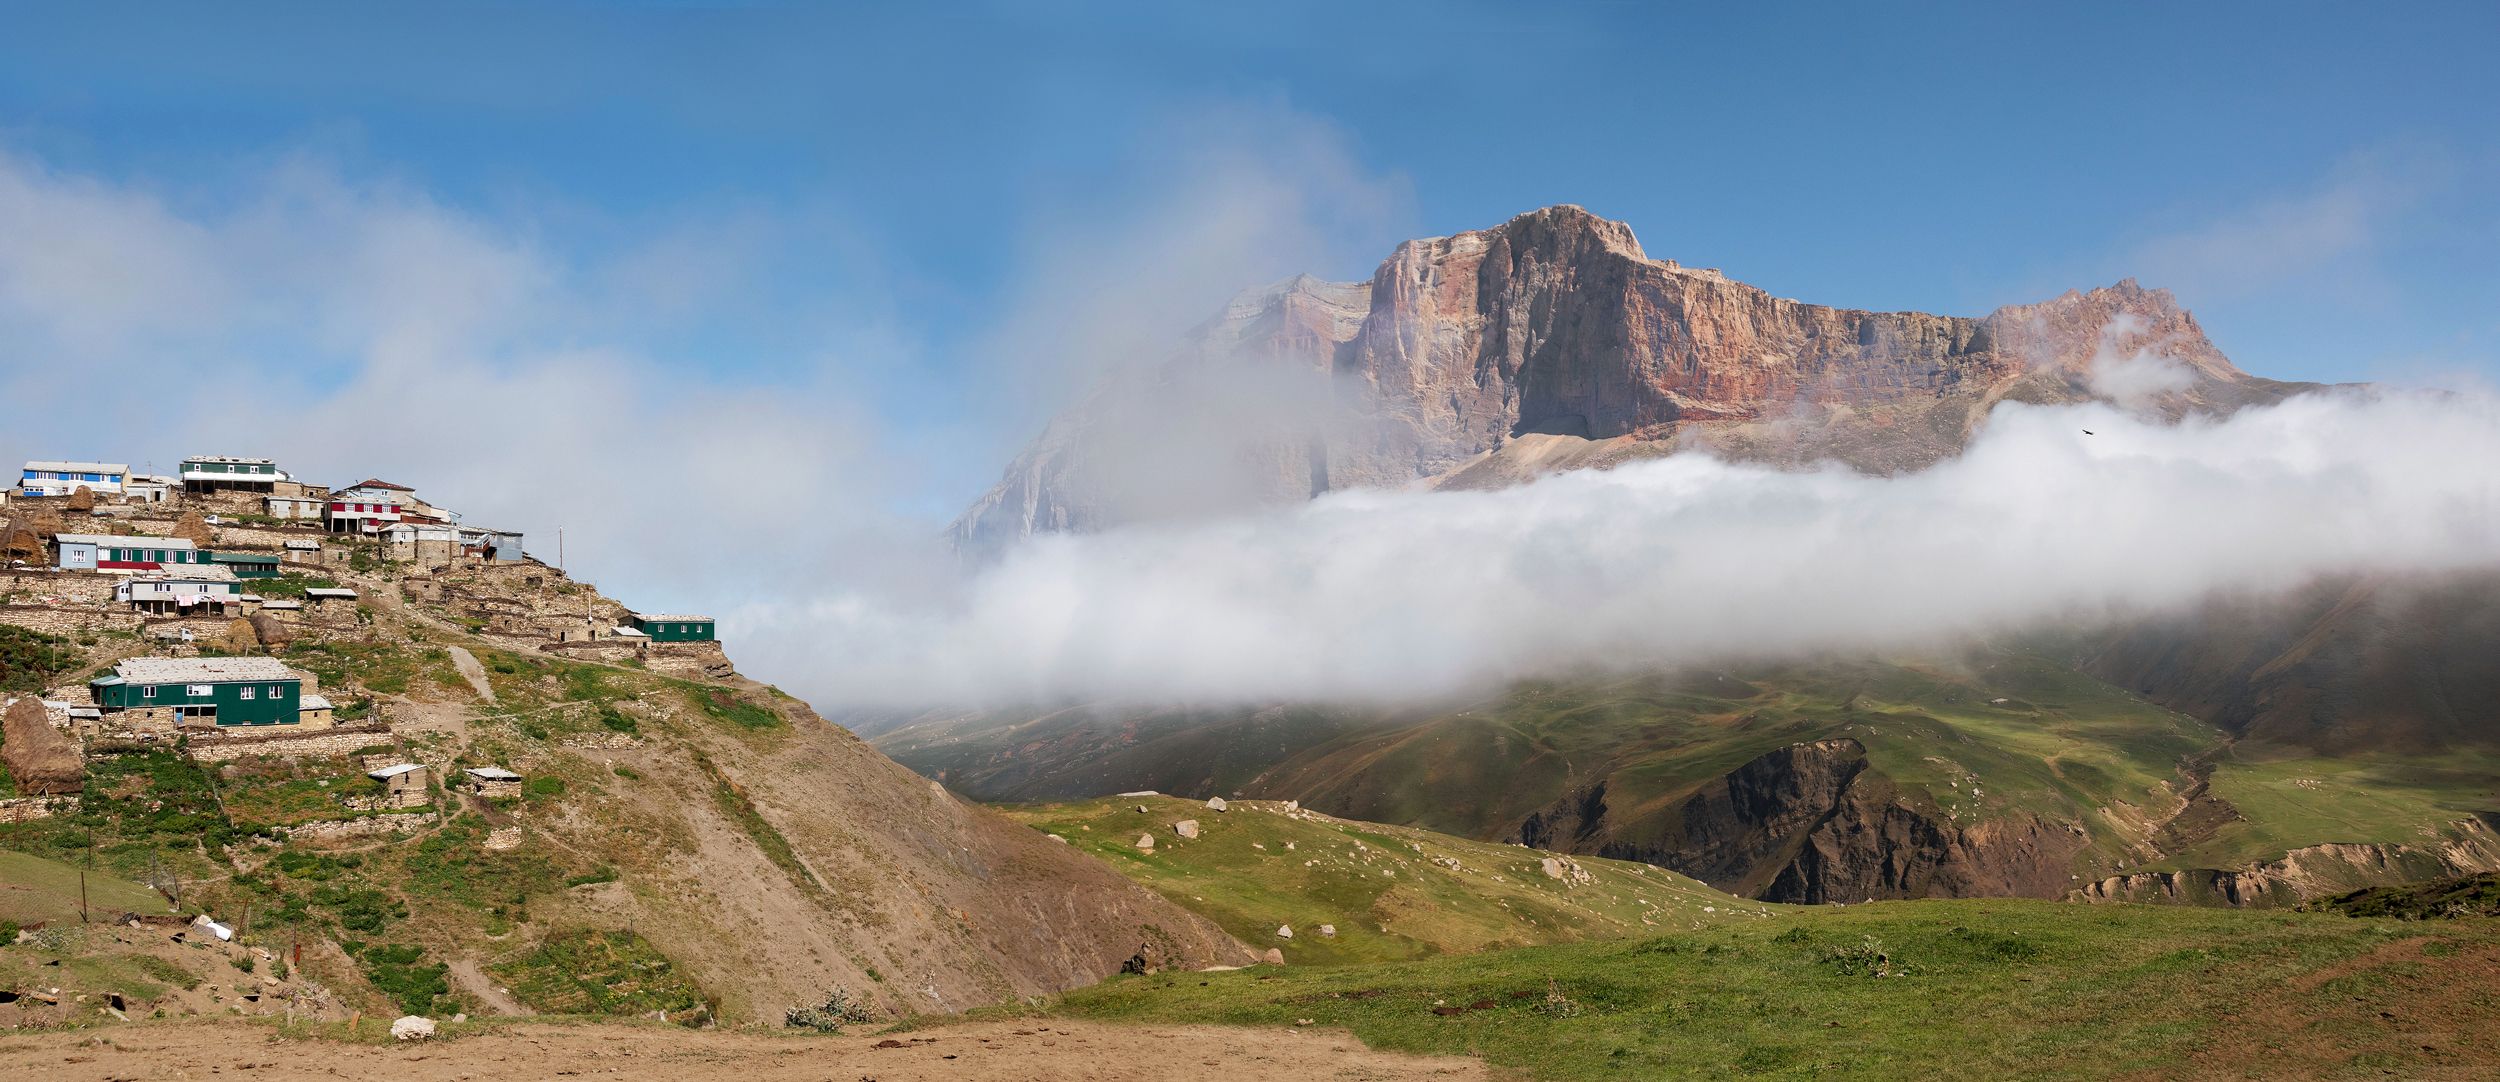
[0,1019,1486,1081]
[445,645,497,703]
[445,957,530,1017]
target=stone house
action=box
[463,766,522,798]
[366,763,430,808]
[381,521,461,566]
[304,586,359,609]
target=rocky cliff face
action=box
[2080,818,2500,907]
[1521,738,2085,904]
[954,205,2312,548]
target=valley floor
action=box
[0,1018,1486,1082]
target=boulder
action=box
[1173,819,1199,839]
[2,697,83,795]
[1134,833,1155,851]
[1275,924,1293,939]
[390,1015,436,1041]
[1262,948,1285,965]
[1206,796,1228,812]
[1318,924,1337,937]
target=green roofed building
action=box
[91,656,309,728]
[210,551,282,578]
[630,612,716,642]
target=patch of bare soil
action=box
[2155,936,2500,1081]
[0,1019,1487,1082]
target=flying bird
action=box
[2082,429,2095,436]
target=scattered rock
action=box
[390,1016,436,1041]
[1262,948,1285,965]
[1275,925,1293,939]
[1207,797,1228,812]
[1318,924,1336,937]
[1134,833,1155,851]
[1173,820,1200,839]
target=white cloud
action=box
[766,388,2500,708]
[2128,146,2447,304]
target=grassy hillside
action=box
[890,647,2500,900]
[0,850,169,925]
[1030,899,2500,1080]
[1002,795,1769,966]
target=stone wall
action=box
[183,722,394,764]
[0,796,77,823]
[287,811,437,842]
[0,604,143,638]
[645,640,735,680]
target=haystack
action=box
[2,696,84,795]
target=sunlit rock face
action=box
[953,204,2313,552]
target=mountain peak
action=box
[954,207,2312,548]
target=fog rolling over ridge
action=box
[754,385,2500,709]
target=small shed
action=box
[298,693,335,727]
[366,762,429,806]
[304,587,359,608]
[464,766,523,798]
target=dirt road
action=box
[0,1019,1488,1081]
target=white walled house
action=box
[55,534,207,572]
[19,460,129,497]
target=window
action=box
[142,686,155,699]
[269,685,286,698]
[238,687,255,700]
[186,684,212,697]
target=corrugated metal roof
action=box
[22,460,129,473]
[125,566,239,583]
[300,695,333,710]
[367,763,425,779]
[283,539,322,549]
[111,657,298,683]
[55,534,198,549]
[303,588,360,599]
[634,613,713,623]
[464,766,522,780]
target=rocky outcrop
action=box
[1533,738,2084,904]
[955,205,2314,548]
[2079,818,2500,906]
[2,697,83,795]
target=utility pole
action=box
[80,870,89,924]
[558,526,565,573]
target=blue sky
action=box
[2,3,2496,687]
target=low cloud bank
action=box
[762,388,2500,707]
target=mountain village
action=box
[1,454,745,1020]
